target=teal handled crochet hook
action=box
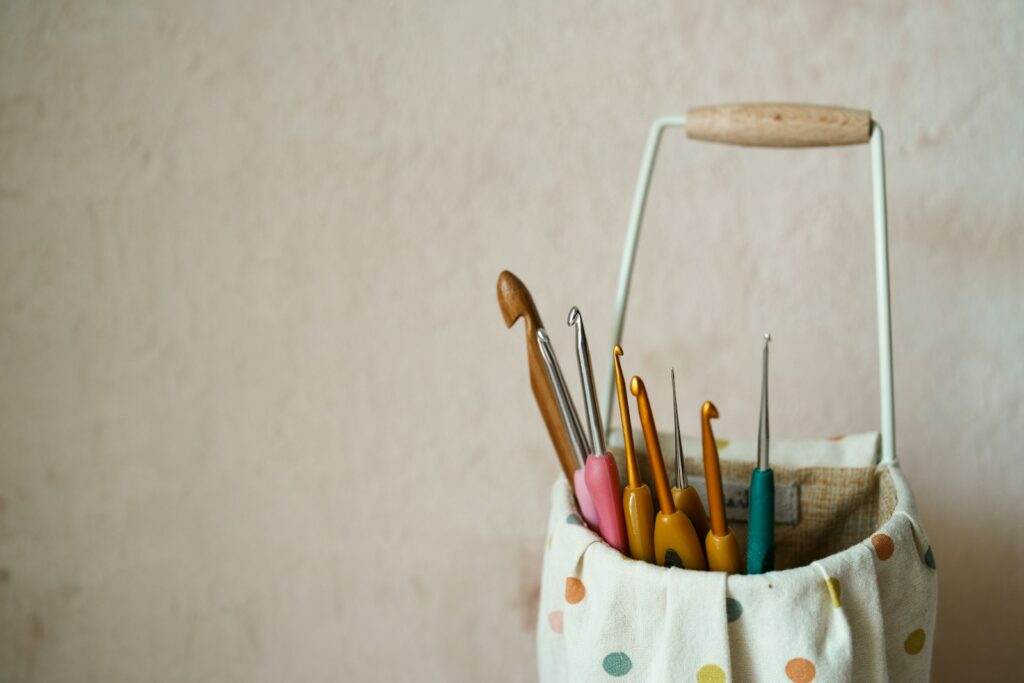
[747,333,774,574]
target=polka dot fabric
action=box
[536,455,937,681]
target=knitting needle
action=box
[671,368,711,546]
[701,401,741,574]
[631,376,706,570]
[747,334,775,574]
[613,346,654,563]
[569,308,628,554]
[536,328,599,529]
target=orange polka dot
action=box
[565,577,586,604]
[871,534,895,560]
[548,610,564,634]
[785,657,816,682]
[827,434,845,441]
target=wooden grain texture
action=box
[497,271,578,487]
[686,103,871,147]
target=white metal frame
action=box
[600,116,897,465]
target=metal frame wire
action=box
[601,116,896,465]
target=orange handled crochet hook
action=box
[631,376,706,570]
[671,369,711,545]
[613,346,654,563]
[701,401,741,574]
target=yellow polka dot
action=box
[547,534,553,548]
[825,577,841,607]
[716,438,730,450]
[904,628,926,655]
[785,658,816,682]
[696,663,726,683]
[565,577,586,604]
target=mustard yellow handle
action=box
[623,485,655,563]
[672,486,711,546]
[654,510,707,570]
[705,530,741,574]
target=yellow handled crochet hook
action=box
[613,346,654,563]
[631,376,706,570]
[701,401,741,574]
[671,368,711,545]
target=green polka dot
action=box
[602,652,632,676]
[566,514,582,526]
[696,663,726,683]
[924,546,936,569]
[904,628,926,655]
[725,598,743,622]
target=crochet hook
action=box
[701,401,741,574]
[613,345,654,563]
[671,368,711,545]
[536,328,599,529]
[569,308,628,554]
[496,271,578,486]
[631,376,706,570]
[747,334,775,574]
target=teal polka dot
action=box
[566,514,582,526]
[924,546,936,570]
[602,652,632,676]
[726,597,743,623]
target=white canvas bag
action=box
[535,105,938,682]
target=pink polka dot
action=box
[548,610,564,634]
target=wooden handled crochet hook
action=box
[631,376,706,570]
[497,271,579,487]
[671,368,711,545]
[613,346,654,563]
[701,401,741,574]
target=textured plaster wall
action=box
[1,1,1021,681]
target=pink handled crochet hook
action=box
[569,307,629,554]
[536,328,599,528]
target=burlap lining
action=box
[623,454,898,571]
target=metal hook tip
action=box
[567,306,581,326]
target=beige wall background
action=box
[1,1,1022,681]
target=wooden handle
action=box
[686,103,871,148]
[497,271,579,487]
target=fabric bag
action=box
[537,434,937,681]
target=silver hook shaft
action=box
[672,367,687,488]
[757,333,771,471]
[537,328,590,467]
[568,307,605,454]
